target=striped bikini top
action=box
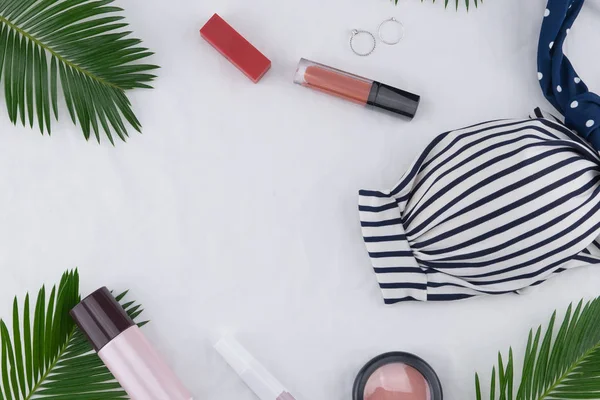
[358,0,600,304]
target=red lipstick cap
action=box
[200,14,271,83]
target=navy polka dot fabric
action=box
[538,0,600,150]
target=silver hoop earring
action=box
[350,29,376,56]
[378,17,404,45]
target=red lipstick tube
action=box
[293,58,420,119]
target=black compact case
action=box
[353,352,443,400]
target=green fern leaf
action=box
[0,270,147,399]
[0,0,159,144]
[477,297,600,400]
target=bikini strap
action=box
[538,0,600,150]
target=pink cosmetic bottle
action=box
[71,287,193,400]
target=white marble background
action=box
[1,0,600,398]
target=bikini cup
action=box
[358,0,600,304]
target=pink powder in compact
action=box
[364,363,431,400]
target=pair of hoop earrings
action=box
[350,17,405,57]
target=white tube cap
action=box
[214,335,287,400]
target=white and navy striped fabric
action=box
[359,109,600,303]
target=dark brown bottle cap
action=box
[70,287,135,352]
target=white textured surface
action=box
[0,0,600,399]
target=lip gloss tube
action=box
[293,58,420,119]
[215,335,297,400]
[70,287,192,400]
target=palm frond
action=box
[393,0,483,9]
[476,297,600,400]
[0,270,147,399]
[0,0,158,144]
